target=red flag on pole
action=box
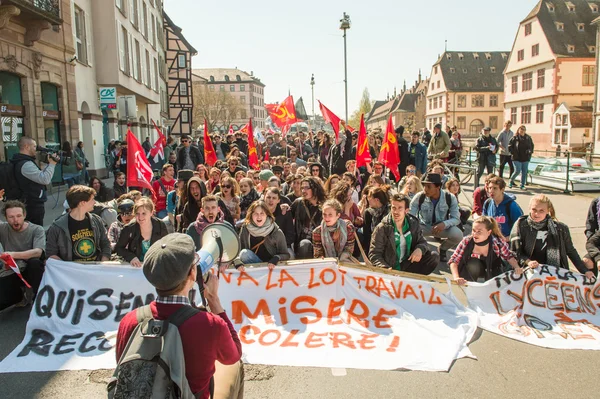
[247,118,259,170]
[149,120,166,163]
[318,100,341,139]
[378,114,400,181]
[126,130,156,195]
[356,114,372,168]
[228,125,234,135]
[0,253,31,288]
[204,119,217,167]
[266,96,297,128]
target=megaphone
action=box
[196,222,240,276]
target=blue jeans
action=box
[239,249,263,265]
[156,209,168,219]
[510,161,529,188]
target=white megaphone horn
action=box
[196,222,240,276]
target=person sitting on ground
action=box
[313,199,355,261]
[112,172,127,199]
[585,195,600,239]
[186,195,225,251]
[472,174,495,218]
[370,193,439,274]
[361,186,392,257]
[239,177,260,220]
[330,181,363,227]
[90,177,114,203]
[116,234,244,399]
[510,194,592,279]
[409,173,461,262]
[264,187,295,257]
[400,175,423,201]
[445,178,471,228]
[482,176,523,239]
[291,176,325,259]
[342,172,360,204]
[46,185,111,262]
[324,174,341,196]
[396,165,418,191]
[0,198,46,310]
[108,199,135,251]
[450,216,523,285]
[583,231,600,277]
[430,164,449,187]
[239,200,290,268]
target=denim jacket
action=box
[409,189,461,229]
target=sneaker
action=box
[508,182,514,189]
[520,186,526,190]
[15,288,33,307]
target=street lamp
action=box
[310,73,315,128]
[340,12,351,122]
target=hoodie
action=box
[181,177,234,231]
[482,193,523,237]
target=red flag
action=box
[264,148,270,162]
[0,253,31,288]
[127,130,156,195]
[281,124,291,137]
[346,125,356,133]
[378,114,400,181]
[149,121,166,163]
[204,119,217,167]
[318,100,341,139]
[228,125,234,135]
[266,96,297,128]
[239,123,249,134]
[247,118,259,170]
[356,114,372,168]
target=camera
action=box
[36,145,70,165]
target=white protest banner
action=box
[0,259,477,373]
[465,266,600,349]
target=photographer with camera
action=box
[11,136,57,226]
[115,234,244,399]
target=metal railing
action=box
[10,0,61,22]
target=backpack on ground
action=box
[107,305,213,399]
[418,191,453,220]
[0,161,23,201]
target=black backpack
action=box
[0,161,23,201]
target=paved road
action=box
[0,181,597,398]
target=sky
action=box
[164,0,537,119]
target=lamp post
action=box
[310,73,315,128]
[340,12,351,122]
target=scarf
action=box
[368,205,389,227]
[337,133,347,156]
[194,210,224,236]
[393,217,413,269]
[246,217,275,238]
[321,218,348,258]
[524,215,561,267]
[240,189,260,212]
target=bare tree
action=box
[192,86,242,133]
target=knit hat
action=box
[143,233,197,291]
[259,169,275,181]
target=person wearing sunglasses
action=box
[108,199,135,251]
[216,176,241,222]
[396,165,418,191]
[176,134,203,172]
[226,156,244,175]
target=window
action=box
[457,95,466,108]
[450,67,455,73]
[525,23,532,36]
[133,39,140,81]
[521,105,532,124]
[179,82,187,96]
[511,76,518,93]
[230,85,235,92]
[446,53,452,60]
[153,58,158,91]
[178,54,185,68]
[566,2,575,12]
[181,109,189,123]
[431,83,434,90]
[74,7,88,65]
[437,81,440,88]
[454,82,459,88]
[118,24,129,73]
[209,85,214,91]
[490,95,498,107]
[591,3,599,13]
[517,49,524,61]
[556,22,564,31]
[434,66,438,74]
[240,85,245,92]
[141,2,147,37]
[433,97,438,109]
[537,68,545,88]
[583,66,596,86]
[428,98,432,109]
[472,95,484,107]
[456,116,466,130]
[490,67,496,73]
[483,82,488,88]
[577,23,585,32]
[478,67,483,73]
[219,85,224,91]
[240,96,246,104]
[473,53,479,60]
[582,100,593,107]
[567,45,575,53]
[589,45,597,54]
[485,53,492,60]
[458,53,464,60]
[522,72,533,91]
[467,82,472,88]
[511,107,517,124]
[462,68,467,74]
[536,104,544,123]
[149,14,155,47]
[116,0,124,13]
[240,109,247,119]
[532,44,539,57]
[554,129,568,144]
[130,0,139,28]
[547,2,555,12]
[489,117,498,129]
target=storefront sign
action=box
[42,110,60,120]
[0,104,24,117]
[99,87,117,110]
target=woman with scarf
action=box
[239,177,260,220]
[510,194,593,279]
[328,121,353,177]
[361,186,391,257]
[450,216,522,284]
[239,200,290,268]
[313,200,355,261]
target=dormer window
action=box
[501,53,508,59]
[491,67,496,73]
[591,3,599,13]
[566,2,575,13]
[485,53,492,60]
[524,23,532,36]
[236,75,241,81]
[473,53,479,60]
[577,23,585,32]
[483,82,488,88]
[458,53,464,60]
[463,68,467,74]
[450,67,456,73]
[224,75,230,81]
[589,45,597,54]
[467,82,473,88]
[555,22,564,31]
[496,82,501,88]
[478,67,483,73]
[209,76,215,82]
[546,2,555,12]
[434,66,438,74]
[454,82,459,88]
[446,53,452,60]
[567,44,575,53]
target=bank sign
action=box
[99,87,117,110]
